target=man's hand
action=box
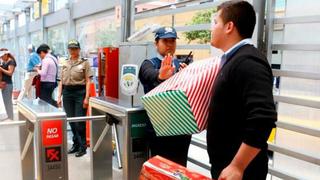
[218,164,243,180]
[179,63,187,71]
[158,54,175,80]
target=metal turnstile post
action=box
[18,99,68,180]
[90,96,149,180]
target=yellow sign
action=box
[33,2,40,19]
[42,0,50,15]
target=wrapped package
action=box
[140,156,211,180]
[141,57,220,136]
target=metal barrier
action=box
[89,96,148,180]
[17,99,68,180]
[1,97,148,180]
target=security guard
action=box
[57,39,93,157]
[138,27,190,166]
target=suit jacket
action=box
[207,44,277,178]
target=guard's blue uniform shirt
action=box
[139,55,180,94]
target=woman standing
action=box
[0,50,16,120]
[57,40,93,157]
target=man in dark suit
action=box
[207,1,277,180]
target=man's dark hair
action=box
[36,44,50,54]
[217,0,256,39]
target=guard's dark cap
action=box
[68,39,80,49]
[154,27,178,40]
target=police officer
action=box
[138,27,190,166]
[57,39,93,157]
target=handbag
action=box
[0,81,7,89]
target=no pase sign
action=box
[42,120,63,146]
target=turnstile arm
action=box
[21,131,34,160]
[92,124,111,153]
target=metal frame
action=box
[268,143,320,166]
[177,44,211,50]
[17,99,68,180]
[274,15,320,24]
[89,96,148,180]
[265,0,320,179]
[265,0,276,62]
[174,23,211,32]
[134,0,225,20]
[277,121,320,138]
[272,44,320,51]
[272,69,320,80]
[268,167,301,180]
[274,95,320,109]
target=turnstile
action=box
[18,99,68,180]
[89,96,148,180]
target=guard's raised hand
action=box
[158,54,175,80]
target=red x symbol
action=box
[47,149,60,161]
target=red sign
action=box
[45,147,61,162]
[42,120,63,146]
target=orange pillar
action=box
[86,82,97,147]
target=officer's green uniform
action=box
[61,40,93,156]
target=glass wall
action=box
[18,13,26,27]
[134,2,215,60]
[272,0,320,179]
[9,19,15,31]
[30,31,43,49]
[54,0,68,11]
[48,24,67,57]
[76,11,120,57]
[14,36,28,90]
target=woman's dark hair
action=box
[7,53,16,62]
[36,44,50,54]
[1,49,16,62]
[217,0,256,39]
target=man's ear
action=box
[225,21,235,35]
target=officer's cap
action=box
[68,39,80,49]
[154,27,179,40]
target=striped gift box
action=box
[141,57,220,136]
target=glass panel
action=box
[54,0,68,11]
[18,13,26,27]
[76,13,120,57]
[134,0,191,13]
[18,36,27,71]
[10,19,15,31]
[48,24,67,57]
[30,31,43,49]
[273,1,320,178]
